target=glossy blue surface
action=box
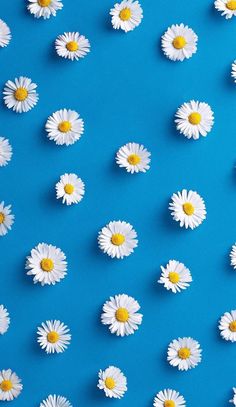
[1,0,236,405]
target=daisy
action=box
[98,221,138,259]
[0,369,22,401]
[0,137,12,167]
[26,243,67,286]
[40,394,72,407]
[230,388,236,405]
[214,0,236,18]
[110,0,143,33]
[154,389,186,407]
[219,310,236,342]
[0,201,14,236]
[0,19,11,48]
[0,305,10,335]
[175,100,214,140]
[230,244,236,268]
[55,173,85,205]
[27,0,63,19]
[45,108,84,146]
[3,76,38,113]
[98,366,127,399]
[167,337,202,371]
[37,320,71,354]
[161,24,198,62]
[158,260,192,294]
[101,294,143,337]
[116,142,151,174]
[169,189,206,230]
[55,32,90,61]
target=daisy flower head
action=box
[214,0,236,18]
[219,310,236,342]
[98,366,127,399]
[153,389,186,407]
[26,243,67,286]
[3,76,38,113]
[230,243,236,268]
[167,337,202,371]
[232,61,236,82]
[0,19,11,48]
[110,0,143,33]
[169,189,206,230]
[37,320,71,354]
[161,24,198,62]
[0,137,12,167]
[0,369,22,401]
[158,260,192,294]
[0,201,14,236]
[55,32,90,61]
[27,0,63,19]
[116,142,151,174]
[98,220,138,259]
[40,394,72,407]
[230,388,236,405]
[175,100,214,140]
[56,173,85,205]
[0,305,10,335]
[45,108,84,146]
[101,294,143,337]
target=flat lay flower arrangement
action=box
[1,0,236,406]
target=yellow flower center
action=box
[115,307,129,322]
[111,233,125,246]
[119,7,131,21]
[38,0,51,6]
[188,112,202,125]
[105,377,116,390]
[127,154,141,165]
[164,401,175,407]
[66,41,79,52]
[40,258,54,272]
[58,121,72,133]
[14,87,28,101]
[172,36,186,49]
[0,212,5,224]
[229,321,236,332]
[64,184,74,194]
[183,202,195,216]
[0,380,13,392]
[178,347,191,359]
[226,0,236,10]
[47,331,59,343]
[168,272,180,284]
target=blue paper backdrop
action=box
[1,0,236,405]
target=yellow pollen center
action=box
[105,377,116,390]
[115,307,129,322]
[111,233,125,246]
[172,36,186,49]
[229,321,236,332]
[226,0,236,9]
[164,401,175,407]
[40,258,54,272]
[188,112,202,125]
[183,202,195,216]
[168,272,180,284]
[47,331,59,343]
[14,87,28,101]
[64,184,74,194]
[178,347,191,359]
[58,121,72,133]
[0,380,13,392]
[38,0,51,6]
[0,212,5,224]
[66,41,79,52]
[119,7,131,21]
[127,154,141,165]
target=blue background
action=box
[1,0,236,405]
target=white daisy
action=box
[0,19,11,48]
[45,108,84,146]
[0,305,10,335]
[169,189,206,230]
[154,389,186,407]
[101,294,143,337]
[0,201,14,236]
[214,0,236,18]
[98,220,138,259]
[175,100,214,140]
[27,0,63,19]
[3,76,38,113]
[167,337,202,371]
[55,173,85,205]
[232,62,236,85]
[40,394,72,407]
[37,320,71,354]
[26,243,67,286]
[230,388,236,405]
[55,32,90,61]
[219,310,236,342]
[158,260,192,294]
[116,142,151,174]
[0,369,22,401]
[230,244,236,269]
[98,366,127,399]
[161,24,198,62]
[110,0,143,33]
[0,137,12,167]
